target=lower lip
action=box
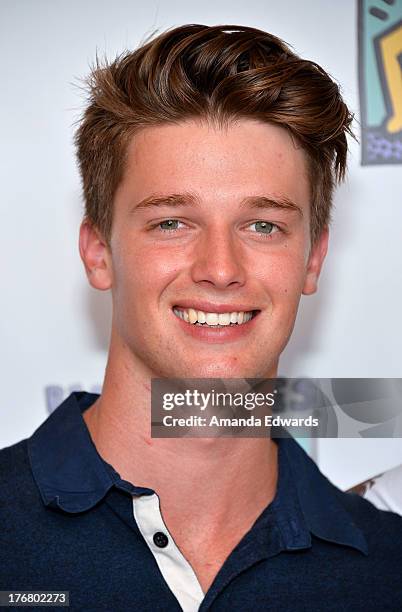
[172,310,260,343]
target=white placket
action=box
[133,493,205,612]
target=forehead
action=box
[119,118,310,211]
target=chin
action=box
[175,359,267,380]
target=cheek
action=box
[112,243,183,304]
[141,249,182,280]
[254,247,307,301]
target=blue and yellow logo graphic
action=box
[358,0,402,164]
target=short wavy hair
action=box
[75,23,354,245]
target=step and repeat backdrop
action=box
[1,0,401,490]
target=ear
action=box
[79,220,113,290]
[302,228,329,295]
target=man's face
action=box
[81,118,327,378]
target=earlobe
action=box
[302,228,329,296]
[79,220,113,290]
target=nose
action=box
[190,225,246,289]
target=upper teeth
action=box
[173,308,254,326]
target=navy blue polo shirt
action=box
[1,391,402,611]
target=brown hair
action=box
[75,23,354,245]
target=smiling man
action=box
[81,119,324,381]
[1,24,401,612]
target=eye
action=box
[156,219,184,231]
[249,221,279,235]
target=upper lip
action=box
[173,300,259,314]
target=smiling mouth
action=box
[173,307,259,327]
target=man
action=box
[1,24,401,611]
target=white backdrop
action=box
[1,0,401,490]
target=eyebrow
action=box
[240,195,303,216]
[132,192,199,212]
[130,191,303,216]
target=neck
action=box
[83,331,279,532]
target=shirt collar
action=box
[277,435,368,555]
[28,392,153,513]
[28,391,367,555]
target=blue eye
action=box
[159,219,180,230]
[251,221,276,234]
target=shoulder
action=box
[0,438,39,508]
[0,438,30,480]
[334,483,402,554]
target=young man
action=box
[1,24,401,611]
